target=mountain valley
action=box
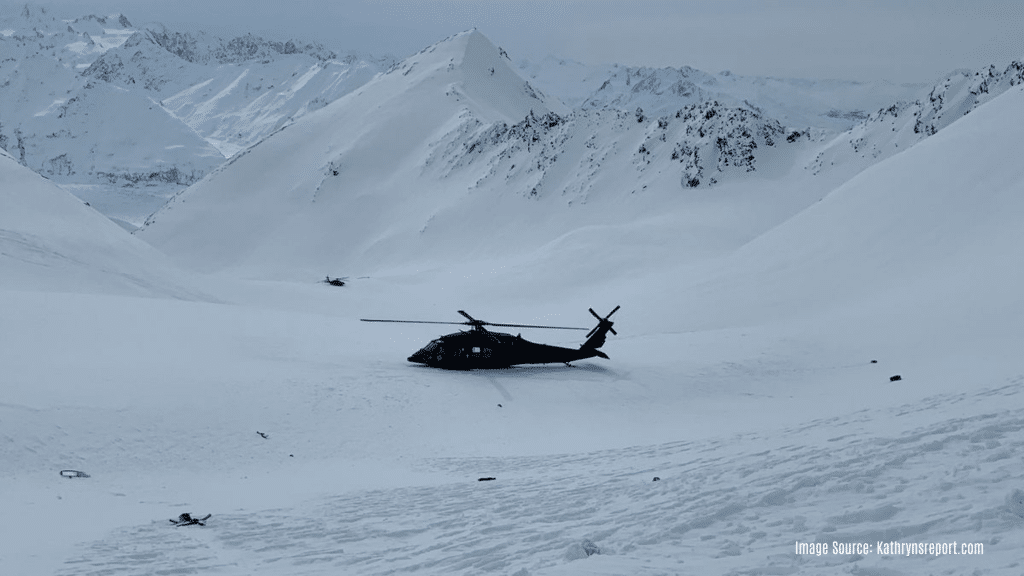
[3,5,1024,575]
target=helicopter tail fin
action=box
[581,306,619,351]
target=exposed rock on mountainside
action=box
[82,25,348,90]
[145,26,338,64]
[430,99,803,198]
[520,59,927,132]
[581,65,716,111]
[809,61,1024,180]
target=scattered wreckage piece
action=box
[170,513,211,527]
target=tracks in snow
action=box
[57,381,1024,575]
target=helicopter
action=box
[361,306,619,370]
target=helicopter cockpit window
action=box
[423,341,441,353]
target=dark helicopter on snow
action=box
[361,307,619,370]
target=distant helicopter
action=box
[361,307,619,370]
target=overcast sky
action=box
[15,0,1024,82]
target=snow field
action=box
[3,20,1024,576]
[19,366,1024,575]
[3,271,1023,574]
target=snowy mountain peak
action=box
[386,29,563,121]
[71,12,132,29]
[2,4,132,38]
[14,3,54,23]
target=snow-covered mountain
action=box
[137,26,1024,288]
[1,4,394,225]
[518,57,928,132]
[137,30,845,280]
[438,55,1024,206]
[0,5,139,162]
[809,61,1024,182]
[137,30,566,275]
[0,6,136,172]
[83,23,393,157]
[5,3,1004,239]
[0,5,137,70]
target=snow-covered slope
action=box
[651,83,1024,361]
[809,61,1024,182]
[84,24,392,157]
[137,30,564,275]
[0,146,203,297]
[159,55,383,157]
[16,79,225,185]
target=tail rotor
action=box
[582,306,619,350]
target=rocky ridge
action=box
[809,61,1024,180]
[520,59,928,133]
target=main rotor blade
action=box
[360,319,470,326]
[457,310,479,323]
[484,322,588,330]
[459,310,585,330]
[364,313,587,330]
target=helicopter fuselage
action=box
[363,306,619,370]
[407,330,608,370]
